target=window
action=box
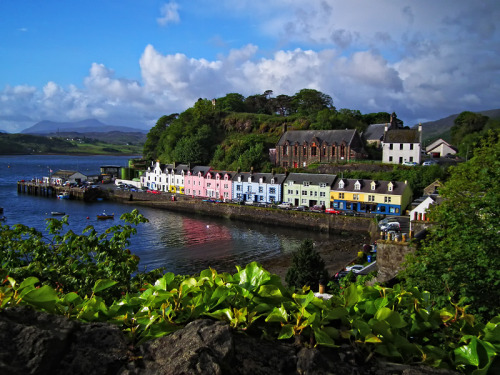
[270,187,276,194]
[288,181,294,186]
[410,157,414,162]
[320,191,326,197]
[294,146,298,156]
[339,193,344,199]
[338,180,344,189]
[288,189,293,195]
[354,181,360,190]
[319,182,326,188]
[389,144,393,150]
[259,187,263,193]
[410,144,414,150]
[247,186,251,192]
[368,195,375,202]
[389,156,393,162]
[301,199,307,204]
[320,200,325,206]
[303,181,310,186]
[384,196,392,203]
[302,191,308,196]
[399,157,403,163]
[283,146,288,155]
[207,182,212,188]
[388,183,393,192]
[303,146,307,156]
[224,184,228,189]
[323,147,327,156]
[400,144,404,150]
[353,194,359,200]
[236,185,241,191]
[311,147,317,156]
[371,181,376,190]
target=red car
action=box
[325,208,341,214]
[147,190,161,194]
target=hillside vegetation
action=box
[143,89,394,171]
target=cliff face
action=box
[0,307,458,375]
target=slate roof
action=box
[232,172,287,184]
[191,166,212,176]
[284,173,337,186]
[52,170,85,178]
[363,124,386,141]
[383,129,420,144]
[333,178,408,195]
[276,129,358,146]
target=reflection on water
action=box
[1,155,341,275]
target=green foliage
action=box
[0,133,76,154]
[1,266,498,374]
[1,213,499,373]
[285,239,329,290]
[401,132,500,320]
[451,111,489,146]
[0,209,162,301]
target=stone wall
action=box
[110,190,374,234]
[375,241,417,283]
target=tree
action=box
[401,132,500,320]
[143,114,178,160]
[291,89,334,116]
[451,111,489,146]
[285,239,329,290]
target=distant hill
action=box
[419,109,500,143]
[43,131,147,145]
[21,119,148,135]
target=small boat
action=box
[97,213,114,220]
[51,212,66,216]
[57,192,70,199]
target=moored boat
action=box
[57,192,70,199]
[51,212,66,216]
[97,213,114,220]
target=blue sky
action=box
[1,0,499,133]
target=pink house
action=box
[206,170,233,201]
[184,166,211,197]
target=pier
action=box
[17,181,108,202]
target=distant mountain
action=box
[21,119,148,135]
[418,109,500,143]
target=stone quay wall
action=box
[109,190,376,234]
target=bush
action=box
[285,239,329,290]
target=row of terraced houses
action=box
[141,161,413,216]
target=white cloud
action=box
[157,2,180,26]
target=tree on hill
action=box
[400,131,500,320]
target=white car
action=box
[345,264,364,273]
[402,161,418,166]
[422,160,438,166]
[277,202,292,209]
[380,222,400,231]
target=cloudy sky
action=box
[1,0,499,133]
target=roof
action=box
[334,178,409,195]
[232,172,287,184]
[52,170,85,178]
[383,129,420,143]
[190,166,212,176]
[276,129,358,146]
[284,173,337,186]
[363,124,386,141]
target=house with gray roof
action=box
[382,124,422,165]
[232,171,286,204]
[282,173,337,208]
[275,129,366,168]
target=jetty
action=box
[17,181,108,202]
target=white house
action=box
[425,139,457,158]
[409,196,436,232]
[47,170,87,185]
[382,124,422,164]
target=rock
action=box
[0,307,460,375]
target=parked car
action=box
[380,221,400,231]
[378,217,399,228]
[422,160,438,166]
[293,205,308,211]
[310,205,324,212]
[402,161,418,166]
[325,208,341,214]
[345,264,364,273]
[277,202,292,209]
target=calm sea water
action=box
[0,154,335,275]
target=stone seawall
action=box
[375,241,417,283]
[109,190,376,234]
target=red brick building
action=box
[275,129,367,168]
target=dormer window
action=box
[259,178,263,184]
[388,182,393,192]
[303,181,310,187]
[271,178,275,184]
[371,181,376,191]
[248,177,252,183]
[354,181,361,190]
[338,180,344,189]
[288,181,294,186]
[238,176,242,182]
[224,175,228,180]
